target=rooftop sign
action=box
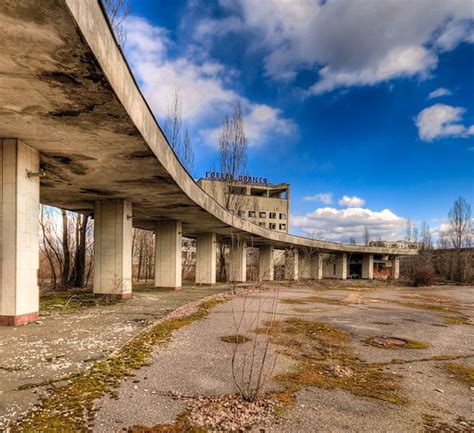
[205,171,268,185]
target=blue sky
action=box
[123,0,474,243]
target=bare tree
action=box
[448,197,472,249]
[363,226,370,246]
[102,0,131,46]
[182,129,194,174]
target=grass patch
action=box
[219,334,251,344]
[40,290,119,316]
[364,336,430,350]
[441,314,473,326]
[260,317,408,413]
[378,299,461,314]
[13,297,226,432]
[446,363,474,386]
[280,298,308,305]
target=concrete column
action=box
[335,253,347,280]
[392,256,400,279]
[195,233,216,285]
[311,254,323,280]
[155,220,182,289]
[259,245,274,281]
[0,139,40,325]
[285,249,299,280]
[298,251,311,279]
[362,254,374,279]
[93,200,132,299]
[229,240,246,282]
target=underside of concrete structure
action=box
[0,1,417,324]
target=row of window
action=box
[244,211,286,219]
[259,222,286,230]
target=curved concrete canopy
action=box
[0,0,415,255]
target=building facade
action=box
[198,175,290,233]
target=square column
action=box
[335,253,347,280]
[195,233,216,285]
[311,254,323,280]
[155,220,182,289]
[94,200,132,299]
[285,249,299,280]
[229,240,247,282]
[392,256,400,279]
[298,251,311,279]
[259,245,274,281]
[0,139,40,325]
[362,254,374,279]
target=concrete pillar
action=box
[155,220,182,289]
[285,249,299,280]
[362,254,374,279]
[93,200,132,299]
[259,245,274,281]
[335,253,347,280]
[311,254,323,280]
[229,240,246,282]
[195,233,216,285]
[298,251,311,279]
[0,139,40,325]
[392,256,400,279]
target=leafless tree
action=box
[448,196,472,249]
[182,129,194,174]
[102,0,131,46]
[363,226,370,246]
[405,219,413,241]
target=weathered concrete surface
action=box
[90,283,473,432]
[0,0,415,255]
[0,285,229,430]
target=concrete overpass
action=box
[0,0,416,325]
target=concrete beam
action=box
[195,233,216,285]
[229,240,246,283]
[259,245,274,281]
[392,256,400,279]
[155,220,182,289]
[311,254,323,280]
[362,254,374,280]
[0,139,40,325]
[285,249,299,280]
[93,200,132,299]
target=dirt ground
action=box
[0,284,230,430]
[2,281,473,432]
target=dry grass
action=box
[364,336,430,350]
[446,363,474,386]
[220,334,251,344]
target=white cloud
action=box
[201,0,474,94]
[428,87,452,99]
[303,193,333,204]
[292,207,406,242]
[415,103,474,141]
[338,195,365,208]
[123,16,294,146]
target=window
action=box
[259,211,266,218]
[269,212,277,219]
[269,223,276,229]
[259,222,266,227]
[238,210,246,217]
[279,213,286,220]
[248,210,256,218]
[279,224,286,230]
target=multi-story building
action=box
[198,173,290,233]
[369,240,418,249]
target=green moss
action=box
[219,334,251,344]
[13,297,226,432]
[260,318,408,409]
[446,363,474,386]
[40,290,119,316]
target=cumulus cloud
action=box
[200,0,474,94]
[123,16,294,146]
[415,103,474,141]
[428,87,452,99]
[338,195,365,208]
[303,193,333,204]
[292,207,406,242]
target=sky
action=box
[122,0,474,243]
